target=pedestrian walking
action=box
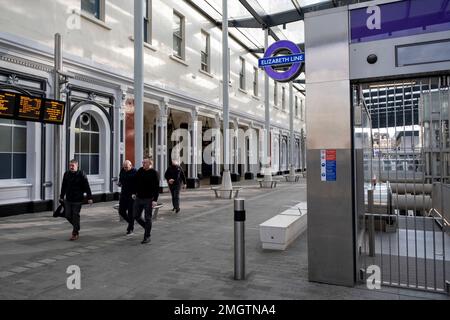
[164,159,186,213]
[132,157,160,244]
[117,160,137,235]
[60,159,93,241]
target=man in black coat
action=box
[132,157,160,244]
[60,159,93,241]
[164,159,186,213]
[118,160,137,235]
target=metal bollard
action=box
[368,189,375,257]
[234,198,246,280]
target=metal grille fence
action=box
[354,76,450,294]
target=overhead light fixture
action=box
[369,82,416,88]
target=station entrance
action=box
[353,76,450,293]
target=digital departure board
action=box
[0,90,65,125]
[0,91,17,118]
[43,99,65,124]
[17,95,42,121]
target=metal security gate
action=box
[353,76,450,294]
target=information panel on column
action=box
[0,90,65,125]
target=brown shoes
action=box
[70,233,79,241]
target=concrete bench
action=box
[259,202,307,250]
[257,179,277,188]
[113,203,164,221]
[211,186,242,199]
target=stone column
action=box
[156,99,169,191]
[210,114,222,185]
[231,119,240,182]
[187,108,200,188]
[244,123,255,180]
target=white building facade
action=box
[0,0,306,215]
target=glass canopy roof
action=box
[189,0,331,50]
[189,0,336,85]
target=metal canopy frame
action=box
[226,0,373,29]
[185,0,371,93]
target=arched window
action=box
[0,119,26,179]
[74,113,99,175]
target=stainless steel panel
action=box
[307,149,355,286]
[305,6,355,286]
[305,7,350,84]
[306,81,352,150]
[350,30,450,80]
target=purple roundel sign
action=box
[259,40,304,83]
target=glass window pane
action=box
[173,13,181,37]
[90,155,99,175]
[201,32,207,52]
[13,120,26,126]
[13,127,26,153]
[75,133,80,153]
[0,126,12,152]
[91,133,99,153]
[74,154,80,166]
[0,119,12,125]
[0,153,12,179]
[80,155,90,174]
[173,37,182,57]
[144,18,149,43]
[81,133,90,153]
[90,116,99,132]
[12,153,26,179]
[81,0,100,18]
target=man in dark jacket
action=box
[118,160,137,235]
[132,157,160,244]
[164,159,186,213]
[60,159,93,241]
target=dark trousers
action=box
[64,201,82,235]
[119,195,135,232]
[134,197,153,238]
[169,184,181,209]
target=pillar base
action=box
[210,176,222,185]
[187,178,200,189]
[244,172,254,180]
[231,173,240,182]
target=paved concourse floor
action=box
[0,179,448,300]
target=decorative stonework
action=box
[88,92,97,101]
[7,74,19,85]
[0,54,53,73]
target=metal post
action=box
[134,0,144,166]
[221,0,232,191]
[234,198,246,280]
[263,28,272,181]
[53,33,62,212]
[289,82,295,178]
[368,189,375,257]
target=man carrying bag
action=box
[60,159,93,241]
